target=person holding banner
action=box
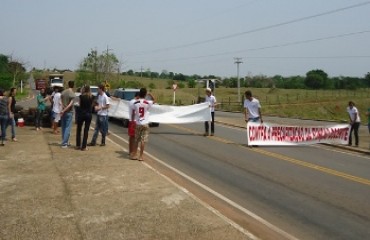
[131,88,155,161]
[244,90,263,123]
[128,92,139,156]
[204,88,217,136]
[347,101,360,147]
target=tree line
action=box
[0,54,28,90]
[2,50,369,91]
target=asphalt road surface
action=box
[107,117,370,240]
[19,83,370,239]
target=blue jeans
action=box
[0,114,8,143]
[35,109,44,128]
[9,117,16,139]
[91,115,108,145]
[61,112,73,146]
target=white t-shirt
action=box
[52,92,62,113]
[205,95,217,112]
[97,92,110,116]
[244,98,261,119]
[347,106,361,122]
[133,98,154,125]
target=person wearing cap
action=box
[204,88,217,136]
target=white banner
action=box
[108,99,211,124]
[247,122,350,146]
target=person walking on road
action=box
[8,87,17,141]
[60,81,76,148]
[204,88,217,136]
[347,101,360,147]
[131,88,155,161]
[244,90,263,124]
[0,89,9,146]
[35,88,49,131]
[88,84,110,147]
[76,85,94,151]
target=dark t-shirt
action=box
[79,94,94,114]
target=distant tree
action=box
[127,69,134,76]
[78,49,119,85]
[8,60,26,87]
[365,72,370,87]
[305,69,328,89]
[188,79,196,88]
[0,54,9,72]
[160,70,169,79]
[150,71,159,79]
[173,73,186,81]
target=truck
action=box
[48,73,64,89]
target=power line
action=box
[127,1,370,56]
[128,30,370,63]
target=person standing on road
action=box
[244,90,263,124]
[0,89,9,146]
[204,88,217,136]
[8,87,17,141]
[60,81,76,148]
[35,88,49,131]
[76,85,94,151]
[347,101,360,147]
[128,92,140,156]
[131,88,155,161]
[88,84,110,147]
[51,87,62,134]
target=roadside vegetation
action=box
[1,51,369,124]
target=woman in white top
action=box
[52,87,62,134]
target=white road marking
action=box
[107,130,299,240]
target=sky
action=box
[1,0,370,78]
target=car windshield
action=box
[124,92,137,100]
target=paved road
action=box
[16,90,370,239]
[108,117,370,240]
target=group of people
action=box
[36,81,112,150]
[203,88,263,136]
[0,88,18,146]
[34,83,156,161]
[204,88,367,148]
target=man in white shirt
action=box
[347,101,360,147]
[131,88,155,161]
[244,90,263,123]
[204,88,217,136]
[88,84,110,146]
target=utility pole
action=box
[104,45,113,84]
[234,57,243,102]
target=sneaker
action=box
[61,145,68,149]
[87,143,96,146]
[203,132,209,136]
[81,147,88,151]
[100,143,106,147]
[12,138,17,142]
